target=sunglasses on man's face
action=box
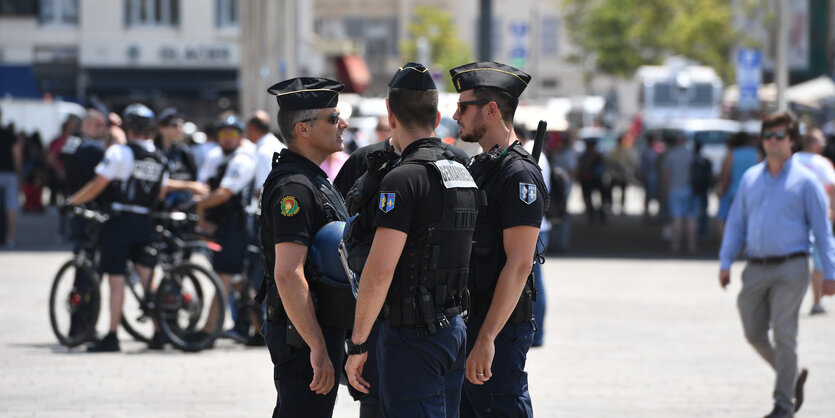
[762,130,788,141]
[300,112,341,125]
[457,100,491,115]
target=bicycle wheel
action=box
[120,262,153,344]
[49,259,101,347]
[156,262,227,352]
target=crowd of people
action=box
[4,59,835,417]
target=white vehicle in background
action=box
[0,97,85,146]
[635,56,723,129]
[642,118,741,176]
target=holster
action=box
[509,272,537,330]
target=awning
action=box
[85,68,238,96]
[0,65,40,98]
[335,55,371,94]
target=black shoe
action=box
[245,333,265,347]
[764,403,793,418]
[148,331,167,350]
[87,332,120,352]
[795,368,808,412]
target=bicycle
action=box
[49,206,228,352]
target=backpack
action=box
[690,156,713,195]
[548,165,571,221]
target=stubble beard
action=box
[460,120,486,144]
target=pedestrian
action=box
[639,132,663,222]
[661,131,697,253]
[0,109,21,249]
[451,61,545,417]
[794,126,835,315]
[605,133,638,214]
[344,62,477,417]
[258,77,352,416]
[719,111,835,417]
[195,115,256,342]
[716,132,760,233]
[578,137,608,223]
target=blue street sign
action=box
[737,49,762,112]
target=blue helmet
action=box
[309,221,357,328]
[122,103,156,134]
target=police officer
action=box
[259,77,352,416]
[337,67,470,418]
[68,103,169,352]
[344,63,478,416]
[450,62,545,417]
[195,115,255,338]
[155,107,205,209]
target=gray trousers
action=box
[737,256,810,410]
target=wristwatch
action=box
[344,338,367,355]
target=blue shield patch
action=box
[379,192,396,213]
[519,183,537,205]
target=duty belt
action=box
[748,252,807,266]
[111,202,151,215]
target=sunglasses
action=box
[300,112,341,125]
[762,130,788,141]
[457,99,491,115]
[217,129,240,140]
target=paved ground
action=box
[2,190,834,417]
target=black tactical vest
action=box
[205,148,252,224]
[107,142,166,209]
[383,143,478,321]
[467,142,546,304]
[59,136,84,194]
[342,144,399,274]
[258,151,351,327]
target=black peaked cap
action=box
[267,77,344,110]
[449,61,531,97]
[388,62,436,90]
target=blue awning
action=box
[0,65,40,98]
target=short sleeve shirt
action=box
[264,149,332,248]
[374,139,445,233]
[495,158,546,230]
[219,150,256,194]
[255,133,286,192]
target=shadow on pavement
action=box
[547,212,723,260]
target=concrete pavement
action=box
[2,204,835,417]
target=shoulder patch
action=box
[279,195,300,216]
[379,192,396,213]
[519,183,537,205]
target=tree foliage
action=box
[563,0,740,82]
[401,6,474,91]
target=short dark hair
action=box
[472,86,518,125]
[387,87,438,130]
[761,111,799,142]
[277,108,319,146]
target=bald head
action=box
[803,127,825,154]
[246,110,271,141]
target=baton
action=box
[531,120,547,161]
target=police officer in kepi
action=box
[344,62,478,417]
[450,62,546,417]
[258,77,355,417]
[338,64,471,418]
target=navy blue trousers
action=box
[263,319,345,418]
[460,313,533,417]
[378,316,466,418]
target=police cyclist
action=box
[259,77,353,416]
[344,63,478,416]
[450,62,546,417]
[67,103,169,352]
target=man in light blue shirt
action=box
[719,112,835,418]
